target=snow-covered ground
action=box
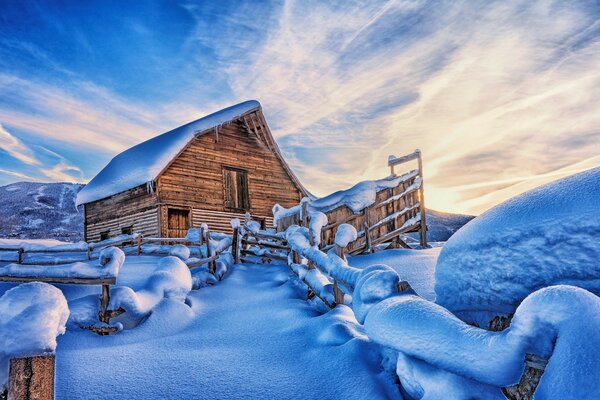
[46,258,398,399]
[349,248,440,301]
[435,166,600,323]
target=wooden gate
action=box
[167,208,190,238]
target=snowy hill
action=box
[0,182,84,242]
[435,166,600,323]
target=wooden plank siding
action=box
[156,119,303,236]
[84,184,159,242]
[83,109,304,241]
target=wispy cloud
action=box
[0,123,84,183]
[0,123,40,166]
[192,0,600,214]
[1,0,599,214]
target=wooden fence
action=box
[0,233,210,266]
[275,150,427,254]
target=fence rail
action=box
[276,151,428,253]
[0,233,211,266]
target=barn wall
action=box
[191,209,274,234]
[156,120,303,232]
[84,184,159,242]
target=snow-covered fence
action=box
[0,233,207,266]
[0,234,139,265]
[235,214,290,264]
[1,283,69,399]
[281,222,600,399]
[0,247,125,335]
[274,150,427,254]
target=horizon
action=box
[1,1,599,215]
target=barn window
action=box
[223,167,250,210]
[100,230,110,241]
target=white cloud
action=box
[203,0,600,214]
[0,123,40,166]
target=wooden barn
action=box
[76,100,308,242]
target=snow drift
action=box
[0,283,69,390]
[435,167,600,320]
[364,285,600,398]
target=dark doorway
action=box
[167,208,190,238]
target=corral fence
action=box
[0,225,229,273]
[275,149,427,254]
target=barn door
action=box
[167,208,190,238]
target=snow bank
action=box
[109,256,192,321]
[436,167,600,320]
[169,244,190,260]
[0,247,125,280]
[364,285,600,397]
[76,100,261,205]
[0,282,69,390]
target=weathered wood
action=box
[98,284,110,324]
[186,254,220,268]
[8,355,54,400]
[241,238,289,250]
[333,279,345,305]
[364,206,372,253]
[232,227,240,264]
[417,150,428,247]
[0,276,115,285]
[137,235,142,255]
[388,150,420,167]
[370,221,421,246]
[205,228,216,274]
[82,109,305,241]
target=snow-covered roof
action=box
[76,100,262,206]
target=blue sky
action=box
[1,0,599,214]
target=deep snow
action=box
[349,248,440,302]
[36,258,401,400]
[436,166,600,321]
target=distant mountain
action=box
[424,209,475,242]
[0,182,84,242]
[0,182,474,244]
[405,209,475,243]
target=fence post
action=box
[301,201,309,228]
[136,234,142,256]
[205,228,216,274]
[8,355,55,400]
[199,226,205,246]
[364,207,372,253]
[232,227,240,264]
[17,247,23,264]
[98,284,110,327]
[416,149,428,248]
[332,244,346,305]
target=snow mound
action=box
[365,285,600,397]
[169,244,190,261]
[0,282,69,390]
[76,100,260,205]
[435,167,600,320]
[108,256,192,322]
